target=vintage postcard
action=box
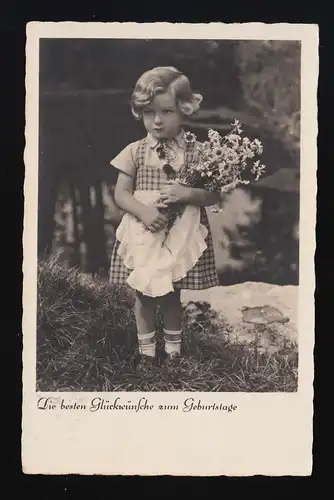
[22,22,318,476]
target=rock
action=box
[181,282,298,354]
[241,305,290,325]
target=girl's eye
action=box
[163,109,174,114]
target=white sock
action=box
[163,329,182,355]
[137,331,156,357]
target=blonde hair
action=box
[131,66,203,119]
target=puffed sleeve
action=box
[110,141,138,177]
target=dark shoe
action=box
[134,353,157,371]
[161,351,181,367]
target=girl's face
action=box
[142,92,182,140]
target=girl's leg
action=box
[159,290,183,356]
[135,291,157,358]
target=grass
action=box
[36,257,298,392]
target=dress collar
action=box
[147,129,185,149]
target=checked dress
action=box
[109,135,219,291]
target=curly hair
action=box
[131,66,203,119]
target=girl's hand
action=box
[139,204,168,233]
[158,181,190,205]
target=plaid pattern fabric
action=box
[109,136,219,290]
[174,207,218,289]
[135,138,176,189]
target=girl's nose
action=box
[154,113,163,124]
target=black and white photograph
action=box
[36,35,301,393]
[22,22,317,476]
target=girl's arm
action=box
[114,172,146,220]
[184,186,220,207]
[114,172,168,232]
[159,181,220,208]
[109,185,126,225]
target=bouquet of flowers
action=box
[157,120,266,233]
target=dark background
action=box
[38,38,300,285]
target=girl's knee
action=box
[159,290,181,307]
[136,291,157,306]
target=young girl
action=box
[109,66,219,367]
